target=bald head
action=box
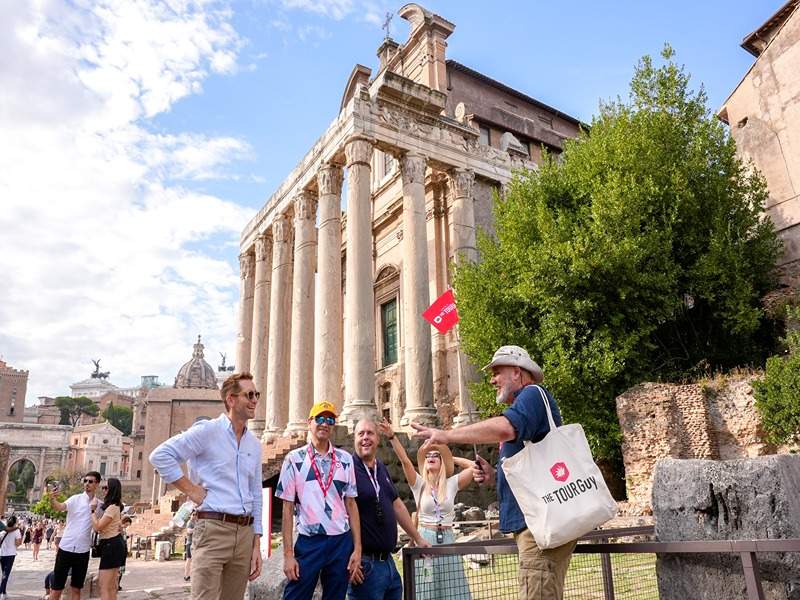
[354,419,379,462]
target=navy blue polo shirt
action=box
[353,455,399,554]
[497,384,562,533]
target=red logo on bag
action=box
[550,462,569,482]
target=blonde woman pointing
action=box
[379,419,474,600]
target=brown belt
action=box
[196,511,254,526]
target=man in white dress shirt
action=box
[150,372,263,600]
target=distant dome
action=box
[174,336,218,390]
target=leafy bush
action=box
[754,306,800,444]
[454,46,780,462]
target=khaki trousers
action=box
[191,518,255,600]
[513,529,576,600]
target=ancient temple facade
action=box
[236,4,582,437]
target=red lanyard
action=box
[308,444,337,497]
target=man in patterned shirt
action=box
[277,401,361,600]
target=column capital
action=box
[239,251,255,279]
[317,164,344,196]
[400,152,427,186]
[344,137,374,167]
[254,233,273,262]
[293,190,318,222]
[271,213,292,244]
[449,168,475,199]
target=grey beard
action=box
[496,387,512,404]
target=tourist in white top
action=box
[380,419,475,600]
[46,471,101,600]
[0,515,23,600]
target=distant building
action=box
[719,0,800,289]
[236,3,583,435]
[76,390,135,427]
[140,336,222,503]
[0,359,28,424]
[24,396,62,425]
[70,375,119,399]
[67,421,126,479]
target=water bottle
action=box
[422,557,434,584]
[169,500,196,528]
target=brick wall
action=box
[616,375,799,514]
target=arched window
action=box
[374,265,400,368]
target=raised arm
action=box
[47,490,67,513]
[456,464,475,491]
[379,418,417,487]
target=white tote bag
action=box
[501,386,617,549]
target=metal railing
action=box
[401,526,800,600]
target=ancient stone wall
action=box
[616,376,799,514]
[0,443,9,513]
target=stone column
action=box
[249,232,273,436]
[150,469,159,505]
[264,214,293,439]
[236,251,256,372]
[399,152,438,426]
[286,191,319,433]
[35,447,47,495]
[314,164,345,410]
[449,169,481,425]
[341,138,378,424]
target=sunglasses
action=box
[235,390,260,400]
[82,478,97,484]
[314,415,336,425]
[100,485,108,490]
[426,452,442,459]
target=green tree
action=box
[102,402,133,436]
[30,469,84,519]
[55,395,99,427]
[454,46,780,462]
[754,305,800,444]
[7,460,36,502]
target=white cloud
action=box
[278,0,355,21]
[297,24,332,43]
[270,0,389,34]
[0,0,254,402]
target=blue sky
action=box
[0,0,780,403]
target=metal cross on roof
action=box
[382,11,393,39]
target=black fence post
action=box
[402,547,417,600]
[740,551,765,600]
[599,537,615,600]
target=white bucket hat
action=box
[482,345,544,383]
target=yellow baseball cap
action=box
[309,401,337,419]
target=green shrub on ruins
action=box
[453,46,780,462]
[754,306,800,445]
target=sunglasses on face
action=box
[235,390,260,400]
[83,479,97,484]
[314,415,336,426]
[100,485,108,490]
[426,452,441,459]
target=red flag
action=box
[423,289,460,334]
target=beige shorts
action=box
[514,529,576,600]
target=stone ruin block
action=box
[653,456,800,599]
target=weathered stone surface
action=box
[616,377,799,514]
[248,545,322,600]
[653,456,800,599]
